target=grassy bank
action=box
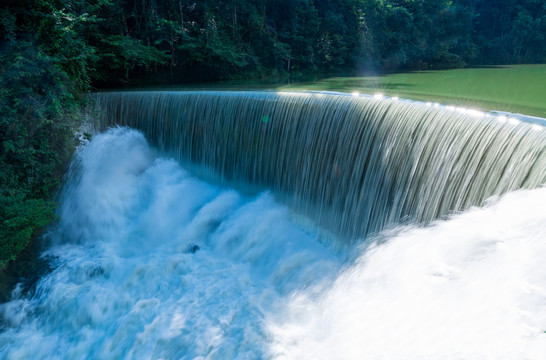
[277,65,546,118]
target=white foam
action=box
[267,188,546,360]
[2,128,545,360]
[0,128,342,359]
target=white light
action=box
[446,106,455,111]
[374,93,384,100]
[497,115,507,123]
[392,96,399,101]
[426,102,432,107]
[531,124,542,131]
[456,107,466,113]
[434,103,440,107]
[352,91,359,97]
[467,110,485,117]
[508,117,520,125]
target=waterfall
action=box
[1,95,545,359]
[93,91,546,240]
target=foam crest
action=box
[0,128,341,359]
[268,187,546,359]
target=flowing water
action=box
[1,92,545,359]
[93,91,546,241]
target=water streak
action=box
[93,91,546,241]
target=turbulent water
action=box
[93,91,546,241]
[1,127,545,359]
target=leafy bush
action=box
[0,40,79,269]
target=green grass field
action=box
[277,65,546,118]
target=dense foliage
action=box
[86,0,546,83]
[0,0,545,270]
[2,0,545,85]
[0,0,89,269]
[0,48,76,270]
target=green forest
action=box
[1,0,546,270]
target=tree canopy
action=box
[3,0,544,87]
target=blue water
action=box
[1,128,545,359]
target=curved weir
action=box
[93,91,546,241]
